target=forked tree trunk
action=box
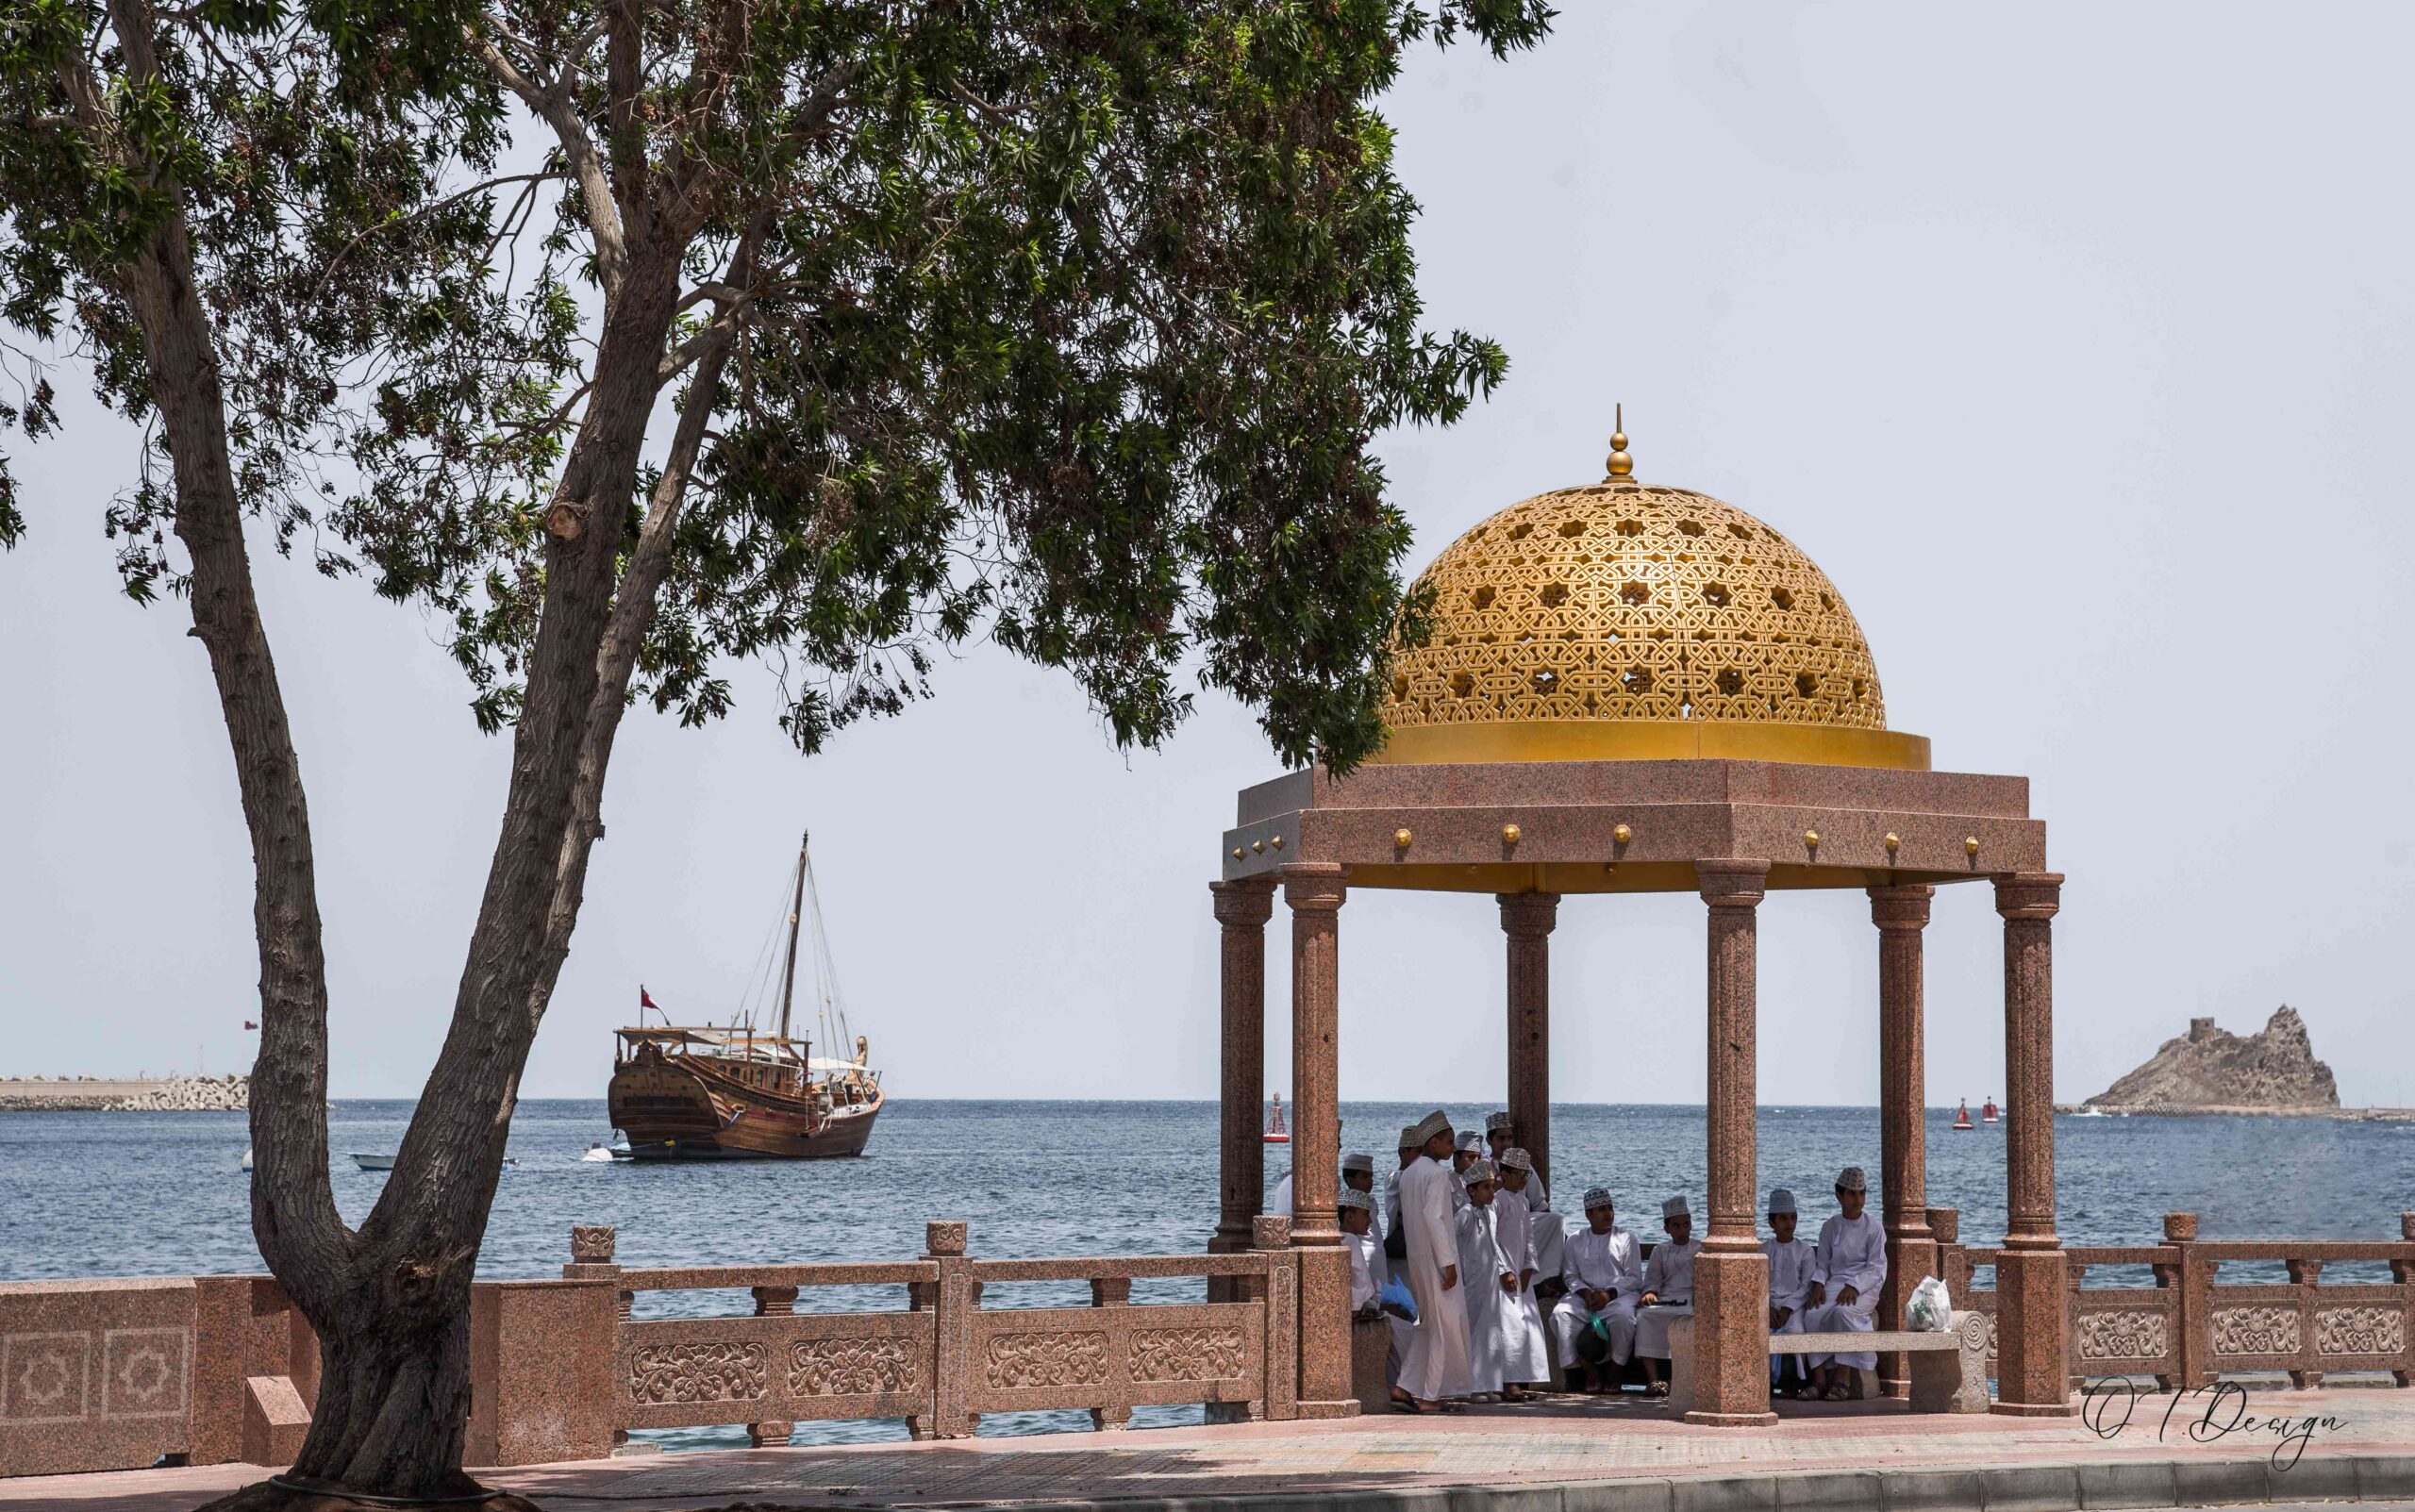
[106,76,694,1486]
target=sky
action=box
[3,2,2412,1109]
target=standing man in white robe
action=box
[1449,1130,1482,1211]
[1553,1187,1642,1391]
[1803,1165,1888,1400]
[1454,1158,1534,1402]
[1762,1188,1816,1398]
[1391,1110,1469,1412]
[1634,1195,1702,1397]
[1491,1149,1556,1394]
[1383,1126,1420,1255]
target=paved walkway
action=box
[12,1384,2415,1511]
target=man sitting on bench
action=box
[1762,1188,1815,1399]
[1802,1166,1887,1401]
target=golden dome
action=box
[1378,447,1929,770]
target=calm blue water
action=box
[4,1100,2409,1447]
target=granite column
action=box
[1689,859,1775,1426]
[1209,877,1276,1264]
[1499,891,1560,1189]
[1992,872,2073,1416]
[1870,883,1936,1397]
[1283,862,1356,1417]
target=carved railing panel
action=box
[614,1310,936,1430]
[965,1302,1266,1415]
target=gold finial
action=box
[1606,403,1634,479]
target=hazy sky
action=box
[5,3,2412,1109]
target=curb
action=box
[958,1453,2415,1512]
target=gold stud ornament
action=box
[1269,835,1284,850]
[1613,823,1633,845]
[1804,829,1821,849]
[1232,847,1244,860]
[1502,823,1523,844]
[1394,828,1413,849]
[1884,833,1901,854]
[1965,836,1981,856]
[1252,839,1265,855]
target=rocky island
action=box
[2072,1005,2376,1116]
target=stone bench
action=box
[1669,1312,1989,1414]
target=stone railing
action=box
[0,1274,316,1477]
[1934,1207,2415,1391]
[0,1217,1305,1479]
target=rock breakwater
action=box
[0,1073,250,1111]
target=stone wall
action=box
[0,1074,250,1112]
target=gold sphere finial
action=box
[1606,402,1634,479]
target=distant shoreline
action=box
[0,1075,248,1112]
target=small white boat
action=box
[241,1146,253,1171]
[582,1141,630,1163]
[355,1152,515,1171]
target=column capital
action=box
[1696,858,1769,906]
[1496,889,1560,938]
[1280,861,1347,911]
[1994,872,2064,922]
[1209,874,1276,926]
[1868,883,1935,931]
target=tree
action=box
[0,0,1551,1502]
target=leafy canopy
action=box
[1,0,1554,772]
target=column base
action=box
[1293,1246,1355,1408]
[1992,1248,2072,1412]
[1686,1250,1773,1424]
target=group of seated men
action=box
[1293,1107,1888,1411]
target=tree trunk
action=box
[108,69,689,1500]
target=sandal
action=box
[1648,1380,1671,1397]
[1824,1383,1850,1401]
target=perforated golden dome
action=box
[1377,467,1929,770]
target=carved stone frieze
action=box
[788,1338,921,1396]
[983,1330,1108,1388]
[2316,1305,2407,1357]
[628,1341,768,1404]
[2076,1309,2167,1362]
[1129,1326,1246,1383]
[2212,1306,2302,1356]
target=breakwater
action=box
[0,1073,249,1111]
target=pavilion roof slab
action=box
[1221,758,2044,894]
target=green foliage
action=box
[1,0,1551,772]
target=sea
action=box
[5,1099,2410,1449]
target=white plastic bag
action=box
[1907,1274,1955,1332]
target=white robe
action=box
[1456,1201,1528,1394]
[1345,1228,1383,1311]
[1529,1204,1570,1289]
[1490,1186,1555,1383]
[1764,1234,1816,1384]
[1395,1155,1471,1401]
[1270,1171,1292,1218]
[1634,1236,1702,1360]
[1805,1210,1887,1370]
[1553,1222,1642,1368]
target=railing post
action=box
[2286,1255,2324,1388]
[922,1221,975,1440]
[747,1286,801,1447]
[2393,1214,2415,1387]
[2159,1213,2200,1389]
[1089,1276,1133,1432]
[2065,1258,2087,1391]
[1251,1215,1298,1422]
[564,1225,629,1452]
[1928,1207,1964,1295]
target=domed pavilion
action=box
[1208,420,2068,1423]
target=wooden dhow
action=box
[608,834,883,1159]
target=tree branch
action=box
[467,20,627,299]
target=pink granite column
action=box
[1689,859,1775,1426]
[1871,883,1937,1397]
[1992,872,2073,1416]
[1499,891,1560,1190]
[1209,877,1277,1261]
[1283,861,1356,1417]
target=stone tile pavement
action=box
[10,1385,2415,1511]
